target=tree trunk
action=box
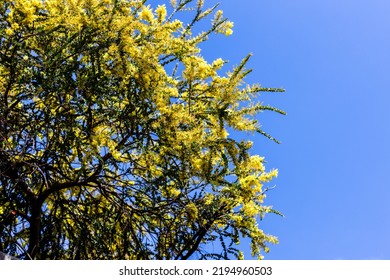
[28,200,41,259]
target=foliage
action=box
[0,0,285,260]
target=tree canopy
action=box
[0,0,285,260]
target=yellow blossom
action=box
[139,6,154,23]
[186,203,199,220]
[156,5,167,22]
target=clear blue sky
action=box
[196,0,390,259]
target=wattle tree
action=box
[0,0,285,260]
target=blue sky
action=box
[195,0,390,259]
